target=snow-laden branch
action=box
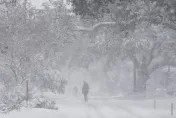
[74,21,117,32]
[148,57,167,74]
[148,57,176,75]
[162,21,176,31]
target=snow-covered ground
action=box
[0,93,175,118]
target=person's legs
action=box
[85,93,88,102]
[84,93,88,102]
[86,95,88,102]
[84,94,86,102]
[85,94,87,102]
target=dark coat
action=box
[82,82,89,95]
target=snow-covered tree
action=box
[70,0,176,92]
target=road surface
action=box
[54,96,174,118]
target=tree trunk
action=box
[136,69,149,93]
[133,64,137,92]
[165,64,171,87]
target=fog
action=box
[0,0,176,117]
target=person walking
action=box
[82,81,89,102]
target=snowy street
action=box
[1,94,175,118]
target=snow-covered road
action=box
[0,95,175,118]
[56,98,174,118]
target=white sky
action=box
[30,0,48,8]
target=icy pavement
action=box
[0,95,175,118]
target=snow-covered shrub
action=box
[0,86,26,113]
[29,96,58,110]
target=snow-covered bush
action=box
[29,95,58,110]
[0,86,26,113]
[0,87,58,113]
